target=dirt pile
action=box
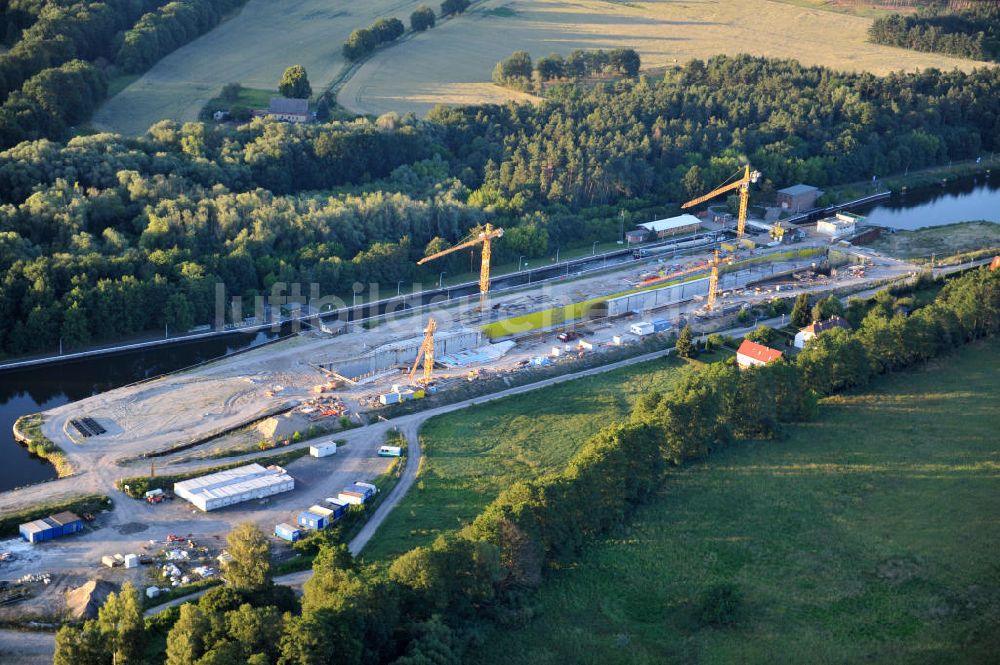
[66,579,116,620]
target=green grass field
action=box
[361,353,706,562]
[467,338,1000,665]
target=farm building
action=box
[736,339,784,368]
[174,463,294,512]
[776,184,822,212]
[262,97,309,123]
[638,214,702,239]
[19,511,84,543]
[794,316,852,349]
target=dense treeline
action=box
[0,0,47,45]
[52,268,1000,664]
[0,58,106,145]
[0,0,250,147]
[0,0,161,102]
[343,16,406,61]
[1,55,999,357]
[869,1,1000,61]
[493,47,641,91]
[116,0,251,74]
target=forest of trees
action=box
[869,1,1000,61]
[51,266,1000,664]
[0,0,250,148]
[0,55,999,357]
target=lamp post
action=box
[592,241,598,255]
[518,256,525,272]
[396,281,403,297]
[439,272,446,288]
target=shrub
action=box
[410,5,436,31]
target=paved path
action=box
[0,628,57,664]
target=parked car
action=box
[557,331,580,342]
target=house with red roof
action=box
[736,339,783,369]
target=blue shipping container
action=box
[275,523,302,542]
[651,319,671,333]
[351,483,375,498]
[20,517,66,543]
[324,500,348,519]
[298,511,327,530]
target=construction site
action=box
[0,166,939,623]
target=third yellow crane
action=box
[408,317,437,384]
[681,165,761,242]
[417,223,504,310]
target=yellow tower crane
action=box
[408,317,437,384]
[417,223,504,310]
[681,165,761,242]
[707,250,721,310]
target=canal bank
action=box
[0,329,282,492]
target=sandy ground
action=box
[868,221,1000,259]
[338,0,987,117]
[92,0,428,135]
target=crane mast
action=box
[408,318,437,384]
[417,223,504,310]
[707,250,721,310]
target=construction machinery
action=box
[408,318,437,384]
[682,165,761,242]
[417,223,504,310]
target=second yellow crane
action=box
[417,223,504,310]
[681,165,761,242]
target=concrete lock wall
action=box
[334,328,482,380]
[605,260,815,316]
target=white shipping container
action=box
[309,442,337,458]
[124,554,139,569]
[338,491,366,505]
[630,322,654,336]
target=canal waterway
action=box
[0,330,281,492]
[2,175,999,493]
[857,174,1000,229]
